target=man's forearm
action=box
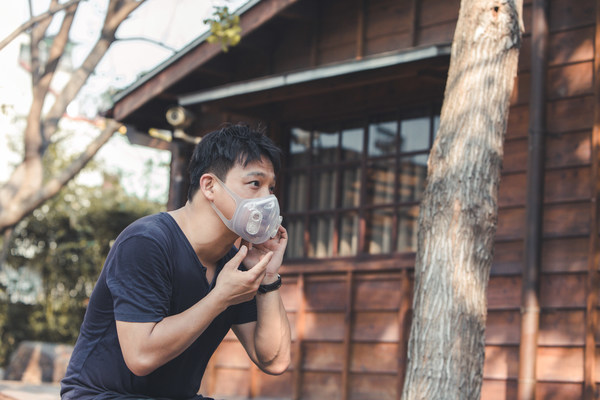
[254,288,292,374]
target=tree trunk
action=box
[401,1,522,399]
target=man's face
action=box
[214,156,276,220]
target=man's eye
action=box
[250,181,260,187]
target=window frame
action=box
[281,104,440,261]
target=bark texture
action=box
[401,1,522,399]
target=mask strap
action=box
[209,174,240,225]
[211,174,243,204]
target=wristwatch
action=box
[258,274,282,294]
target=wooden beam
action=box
[355,0,365,60]
[584,0,600,397]
[278,0,317,23]
[410,0,419,47]
[112,0,300,122]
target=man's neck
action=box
[169,201,238,266]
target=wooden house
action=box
[108,0,599,398]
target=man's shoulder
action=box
[118,213,177,241]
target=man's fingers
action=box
[247,251,272,279]
[226,245,248,269]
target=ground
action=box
[0,380,59,400]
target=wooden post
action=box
[167,140,193,211]
[341,271,355,399]
[397,268,411,399]
[584,1,600,397]
[292,274,306,400]
[518,0,547,399]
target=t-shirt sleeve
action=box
[232,297,257,325]
[106,235,172,323]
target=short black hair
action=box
[187,123,282,202]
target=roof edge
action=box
[111,0,261,106]
[179,44,452,106]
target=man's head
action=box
[187,124,282,202]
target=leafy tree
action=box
[204,6,242,52]
[0,168,164,367]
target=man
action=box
[61,124,292,399]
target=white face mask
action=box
[210,175,283,244]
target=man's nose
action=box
[258,187,271,197]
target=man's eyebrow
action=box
[244,171,276,184]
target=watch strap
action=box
[258,274,282,294]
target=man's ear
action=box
[199,174,216,201]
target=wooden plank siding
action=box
[486,0,599,398]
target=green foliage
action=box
[204,6,241,52]
[0,176,164,367]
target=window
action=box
[282,106,439,260]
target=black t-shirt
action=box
[61,212,257,399]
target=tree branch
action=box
[42,0,146,140]
[0,0,82,52]
[114,36,177,53]
[0,119,121,234]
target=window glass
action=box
[368,121,397,157]
[365,207,394,254]
[341,127,363,161]
[365,158,395,205]
[400,117,429,153]
[312,130,338,164]
[397,205,420,252]
[308,216,334,258]
[285,218,305,258]
[283,110,438,259]
[285,172,307,212]
[310,170,336,210]
[289,128,310,167]
[338,212,358,256]
[398,154,428,203]
[433,115,440,143]
[341,166,361,208]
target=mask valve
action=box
[246,209,263,235]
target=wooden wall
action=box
[200,265,414,400]
[485,0,598,398]
[197,0,600,398]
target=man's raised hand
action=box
[213,245,273,307]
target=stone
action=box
[4,341,73,383]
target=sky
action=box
[0,0,247,203]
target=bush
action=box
[0,179,164,368]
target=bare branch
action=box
[0,0,82,52]
[105,0,145,32]
[115,36,177,53]
[42,0,146,139]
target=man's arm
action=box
[116,246,271,376]
[232,278,292,375]
[234,227,292,374]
